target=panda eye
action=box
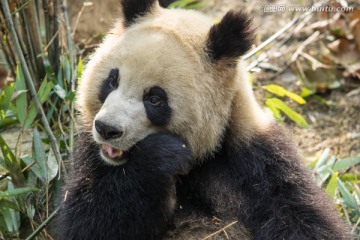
[143,86,171,126]
[109,77,118,89]
[149,96,161,106]
[108,69,119,89]
[99,68,119,103]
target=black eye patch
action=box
[99,68,119,103]
[143,86,171,126]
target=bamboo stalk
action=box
[42,0,55,69]
[1,9,19,74]
[0,33,16,76]
[61,0,76,160]
[32,0,43,53]
[52,0,60,73]
[1,0,63,175]
[13,17,38,84]
[0,13,17,74]
[22,0,45,78]
[61,0,75,67]
[19,8,40,79]
[25,206,61,240]
[10,0,32,15]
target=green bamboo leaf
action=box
[0,116,18,128]
[0,187,36,198]
[300,88,312,98]
[267,98,308,128]
[2,207,20,233]
[23,102,37,129]
[332,157,360,172]
[262,84,306,104]
[26,168,37,189]
[337,179,359,214]
[0,135,25,186]
[285,91,306,105]
[64,57,72,84]
[37,78,48,98]
[15,65,27,125]
[54,84,67,99]
[26,203,35,219]
[262,85,288,96]
[47,149,59,182]
[33,128,47,183]
[39,79,53,103]
[314,148,331,170]
[66,91,76,101]
[168,0,199,8]
[0,199,19,211]
[77,57,83,81]
[23,78,53,129]
[340,173,360,181]
[57,67,64,87]
[265,98,281,120]
[22,155,42,181]
[41,55,54,77]
[355,185,360,203]
[326,172,338,199]
[0,83,15,120]
[184,2,206,9]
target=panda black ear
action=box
[121,0,158,27]
[206,11,254,61]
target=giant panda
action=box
[57,0,349,239]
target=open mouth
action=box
[100,143,129,165]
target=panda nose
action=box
[95,120,123,140]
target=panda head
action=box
[77,0,255,166]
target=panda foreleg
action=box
[225,124,349,239]
[57,133,192,240]
[178,123,349,239]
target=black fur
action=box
[121,0,157,27]
[143,86,172,126]
[177,124,349,239]
[57,132,191,240]
[99,68,119,103]
[207,11,254,61]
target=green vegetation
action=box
[168,0,206,9]
[310,149,360,236]
[0,0,78,238]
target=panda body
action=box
[58,1,349,239]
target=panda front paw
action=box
[131,133,193,176]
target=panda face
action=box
[87,26,214,165]
[77,7,254,165]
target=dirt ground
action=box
[67,0,360,162]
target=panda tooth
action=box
[117,150,124,157]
